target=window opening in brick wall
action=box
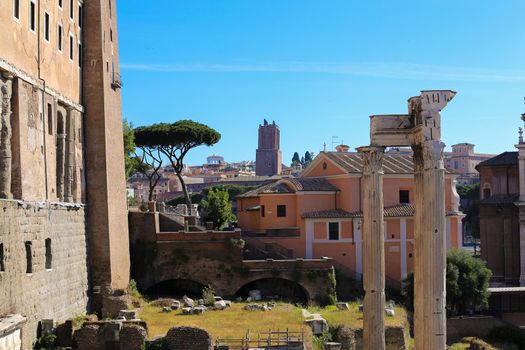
[47,103,53,135]
[25,241,33,274]
[45,238,52,270]
[399,190,410,204]
[44,12,50,41]
[57,24,63,51]
[277,205,286,218]
[29,1,36,31]
[13,0,20,20]
[329,222,340,241]
[0,243,5,272]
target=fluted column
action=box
[358,145,386,350]
[413,140,447,350]
[0,73,14,199]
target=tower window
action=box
[29,1,36,32]
[78,42,83,67]
[0,243,5,272]
[13,0,20,20]
[69,34,74,60]
[47,104,53,135]
[44,12,50,42]
[45,238,52,270]
[277,205,286,218]
[260,205,265,218]
[25,241,33,274]
[57,24,63,51]
[58,0,63,9]
[78,4,83,28]
[328,222,340,241]
[69,0,74,19]
[399,190,410,204]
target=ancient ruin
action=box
[360,90,456,350]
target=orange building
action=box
[237,150,464,287]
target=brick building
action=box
[255,119,282,176]
[0,0,130,347]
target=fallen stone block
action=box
[119,309,139,320]
[336,302,349,311]
[305,317,329,336]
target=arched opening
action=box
[144,279,206,299]
[235,278,308,303]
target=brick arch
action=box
[233,277,310,302]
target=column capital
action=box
[358,146,385,174]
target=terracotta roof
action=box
[238,178,338,198]
[302,204,460,219]
[476,152,518,169]
[322,152,456,174]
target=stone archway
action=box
[144,278,207,299]
[234,278,309,303]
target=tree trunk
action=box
[176,172,192,216]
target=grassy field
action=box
[307,301,408,329]
[139,300,313,344]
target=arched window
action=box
[483,184,491,200]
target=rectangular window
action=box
[399,190,410,204]
[45,238,52,270]
[0,243,5,272]
[454,160,458,169]
[13,0,20,20]
[69,34,74,60]
[78,42,82,67]
[277,205,286,218]
[44,12,50,41]
[58,0,63,9]
[328,222,339,241]
[69,0,74,19]
[29,1,36,31]
[78,4,83,28]
[47,103,53,135]
[109,0,112,17]
[57,24,63,51]
[25,241,32,274]
[260,205,265,218]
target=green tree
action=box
[133,127,164,202]
[291,152,301,166]
[134,121,221,215]
[200,187,235,230]
[402,248,492,316]
[304,151,313,165]
[123,118,138,180]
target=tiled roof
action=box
[302,209,354,219]
[302,204,460,219]
[476,152,518,169]
[238,178,338,198]
[323,152,456,174]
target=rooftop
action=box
[476,151,518,169]
[238,178,338,198]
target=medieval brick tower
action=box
[256,119,282,176]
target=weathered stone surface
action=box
[102,293,131,318]
[151,298,177,308]
[164,326,212,350]
[119,324,147,350]
[336,302,349,310]
[0,76,13,199]
[214,300,227,310]
[334,326,407,350]
[74,324,102,350]
[0,201,88,347]
[183,296,195,307]
[304,318,329,335]
[119,309,139,320]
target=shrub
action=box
[202,285,216,306]
[129,279,141,298]
[487,326,525,349]
[312,331,332,349]
[33,334,57,350]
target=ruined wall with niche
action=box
[0,200,89,347]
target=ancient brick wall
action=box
[0,199,89,347]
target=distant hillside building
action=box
[445,143,495,185]
[256,119,282,176]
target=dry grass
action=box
[139,301,313,344]
[306,301,408,329]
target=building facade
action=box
[0,0,129,347]
[445,143,495,185]
[237,150,464,287]
[255,119,282,176]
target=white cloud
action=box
[120,61,525,83]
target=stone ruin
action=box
[358,90,456,350]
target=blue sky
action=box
[118,0,525,165]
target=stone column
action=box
[413,140,447,350]
[64,107,75,202]
[0,73,14,199]
[358,145,386,350]
[514,134,525,285]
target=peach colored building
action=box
[237,150,464,287]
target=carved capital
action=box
[358,146,385,175]
[421,140,445,170]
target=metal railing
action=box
[215,328,304,350]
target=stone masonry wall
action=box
[0,199,89,348]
